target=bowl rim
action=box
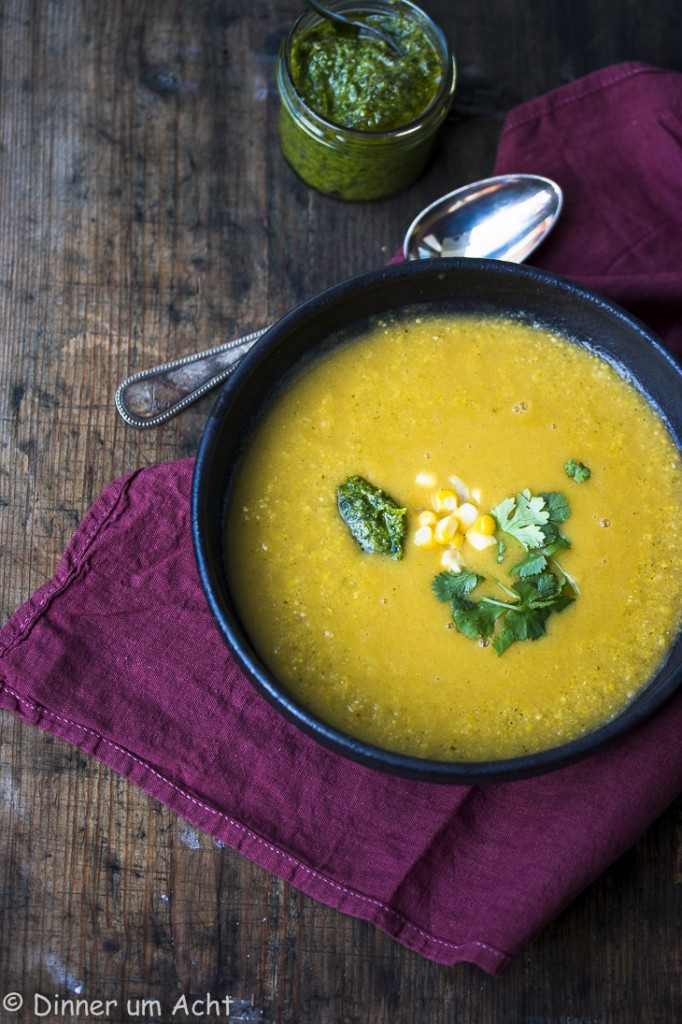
[192,258,682,784]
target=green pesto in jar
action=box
[290,13,442,130]
[277,3,455,200]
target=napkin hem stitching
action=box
[0,680,513,971]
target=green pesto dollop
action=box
[290,13,442,131]
[337,475,407,559]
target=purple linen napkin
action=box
[496,60,682,355]
[2,62,682,975]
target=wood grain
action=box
[1,2,682,1021]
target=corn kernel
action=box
[415,471,437,488]
[474,514,496,536]
[470,488,482,504]
[466,528,497,551]
[441,548,463,571]
[414,525,435,548]
[448,475,469,503]
[454,501,479,528]
[417,510,438,527]
[434,514,459,544]
[431,489,458,513]
[450,530,465,549]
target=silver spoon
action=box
[403,173,562,261]
[115,174,562,428]
[305,0,403,57]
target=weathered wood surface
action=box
[1,2,682,1021]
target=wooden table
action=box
[1,2,681,1021]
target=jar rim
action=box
[279,0,456,141]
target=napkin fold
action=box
[495,61,682,355]
[2,62,682,976]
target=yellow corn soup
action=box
[226,313,682,761]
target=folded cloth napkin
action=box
[2,62,682,976]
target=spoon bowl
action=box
[403,174,563,262]
[115,173,564,428]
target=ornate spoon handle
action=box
[115,327,269,428]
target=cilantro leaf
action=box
[550,557,580,595]
[491,489,549,550]
[432,570,483,602]
[434,565,576,656]
[450,596,503,640]
[491,495,515,531]
[539,490,571,525]
[565,458,591,483]
[542,536,571,556]
[434,484,578,655]
[511,550,549,578]
[337,476,406,559]
[494,488,573,582]
[492,605,552,655]
[514,571,560,604]
[489,575,575,655]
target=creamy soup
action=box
[226,313,682,761]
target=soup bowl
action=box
[192,259,682,784]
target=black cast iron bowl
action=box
[192,258,682,784]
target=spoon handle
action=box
[115,327,269,428]
[305,0,403,56]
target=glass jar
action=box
[276,0,456,201]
